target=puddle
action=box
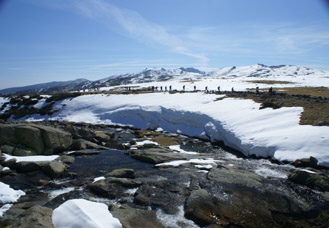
[68,150,154,178]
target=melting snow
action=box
[52,199,122,228]
[3,154,59,163]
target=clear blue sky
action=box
[0,0,329,89]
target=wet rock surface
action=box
[0,121,328,227]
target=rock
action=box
[14,125,45,154]
[71,139,108,150]
[88,177,142,199]
[70,149,102,156]
[12,148,33,156]
[0,145,32,156]
[184,189,223,227]
[37,125,72,154]
[106,168,135,179]
[292,156,319,168]
[111,205,166,228]
[106,177,142,188]
[133,179,188,214]
[93,130,114,142]
[2,158,17,168]
[0,145,15,155]
[42,161,67,178]
[87,179,125,199]
[14,161,45,173]
[288,170,329,191]
[0,123,72,155]
[126,148,188,164]
[57,155,75,164]
[207,166,262,188]
[10,205,54,228]
[0,124,19,147]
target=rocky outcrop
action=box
[88,176,142,199]
[10,205,54,228]
[106,168,135,179]
[1,121,329,228]
[0,123,72,155]
[288,169,329,191]
[42,161,67,178]
[184,189,222,227]
[111,205,166,228]
[71,139,109,150]
[126,148,188,164]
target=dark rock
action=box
[207,166,262,188]
[14,161,45,173]
[93,130,114,142]
[15,125,45,153]
[184,189,223,227]
[12,148,33,156]
[70,149,102,156]
[42,161,67,178]
[2,158,17,168]
[133,178,188,214]
[106,177,142,188]
[111,205,166,228]
[106,168,135,179]
[71,139,108,150]
[87,179,126,199]
[126,148,188,164]
[10,205,54,228]
[0,123,72,155]
[292,156,319,168]
[288,170,329,191]
[0,145,32,156]
[37,125,72,154]
[57,155,75,164]
[0,145,15,155]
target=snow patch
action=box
[0,204,12,217]
[93,176,105,183]
[52,199,122,228]
[3,154,59,163]
[0,182,26,204]
[156,158,218,168]
[169,145,199,154]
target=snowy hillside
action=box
[1,64,329,167]
[208,64,326,78]
[1,64,328,95]
[5,92,328,167]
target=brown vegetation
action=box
[246,80,294,85]
[228,88,329,126]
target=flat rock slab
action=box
[126,148,189,164]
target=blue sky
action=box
[0,0,329,89]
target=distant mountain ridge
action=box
[0,64,326,95]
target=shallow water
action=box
[68,150,154,178]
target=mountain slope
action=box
[0,79,90,95]
[0,64,327,95]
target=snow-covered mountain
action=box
[0,64,326,95]
[90,67,205,88]
[208,64,326,78]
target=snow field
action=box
[22,92,329,167]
